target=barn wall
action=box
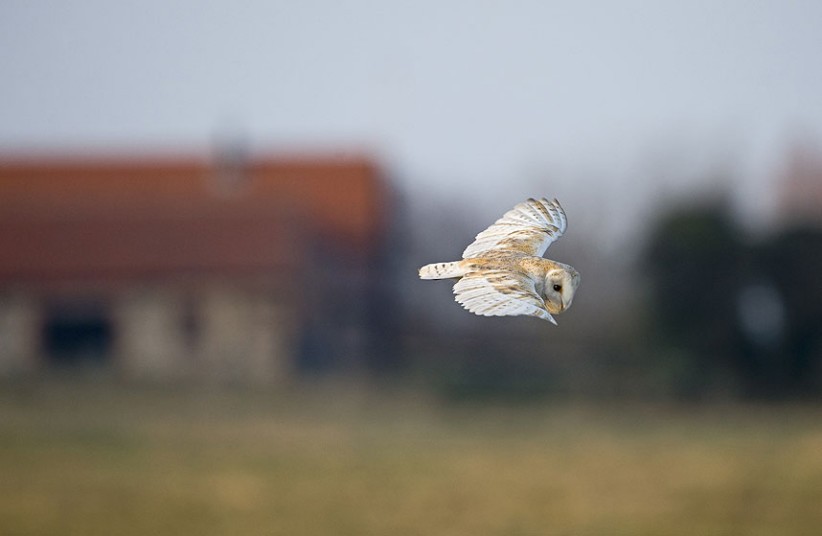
[0,285,296,385]
[114,289,190,381]
[0,293,39,375]
[198,287,293,384]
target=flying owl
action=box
[419,197,580,324]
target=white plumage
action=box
[462,197,567,258]
[419,197,580,324]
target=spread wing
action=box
[462,197,567,259]
[453,270,556,324]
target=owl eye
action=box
[552,284,562,292]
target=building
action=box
[0,151,389,383]
[776,143,822,227]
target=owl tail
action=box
[419,261,465,280]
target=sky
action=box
[2,1,822,247]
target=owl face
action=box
[543,266,580,314]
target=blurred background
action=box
[2,1,822,534]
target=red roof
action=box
[0,153,385,285]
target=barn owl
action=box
[419,197,580,324]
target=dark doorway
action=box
[42,302,113,368]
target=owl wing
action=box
[462,197,567,259]
[453,270,556,324]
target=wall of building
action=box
[0,285,295,384]
[0,292,39,376]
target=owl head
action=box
[543,264,580,315]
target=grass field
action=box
[1,380,821,536]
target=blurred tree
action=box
[642,200,747,398]
[754,227,822,396]
[643,201,822,399]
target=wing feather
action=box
[453,271,556,324]
[462,197,567,258]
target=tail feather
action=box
[419,261,464,280]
